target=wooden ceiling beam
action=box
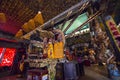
[63,1,90,33]
[21,0,91,39]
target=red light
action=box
[0,48,16,67]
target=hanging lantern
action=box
[22,23,31,33]
[0,13,6,23]
[15,29,23,38]
[34,11,44,27]
[27,19,35,30]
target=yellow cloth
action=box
[53,42,64,58]
[48,43,54,58]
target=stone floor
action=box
[0,64,110,80]
[80,64,110,80]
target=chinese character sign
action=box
[105,15,120,49]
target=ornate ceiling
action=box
[0,0,81,34]
[0,0,119,43]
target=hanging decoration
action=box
[22,23,31,33]
[34,11,44,27]
[27,19,35,30]
[52,29,65,59]
[53,41,64,58]
[0,13,6,23]
[20,11,44,39]
[90,20,110,63]
[15,29,23,38]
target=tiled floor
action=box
[0,64,110,80]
